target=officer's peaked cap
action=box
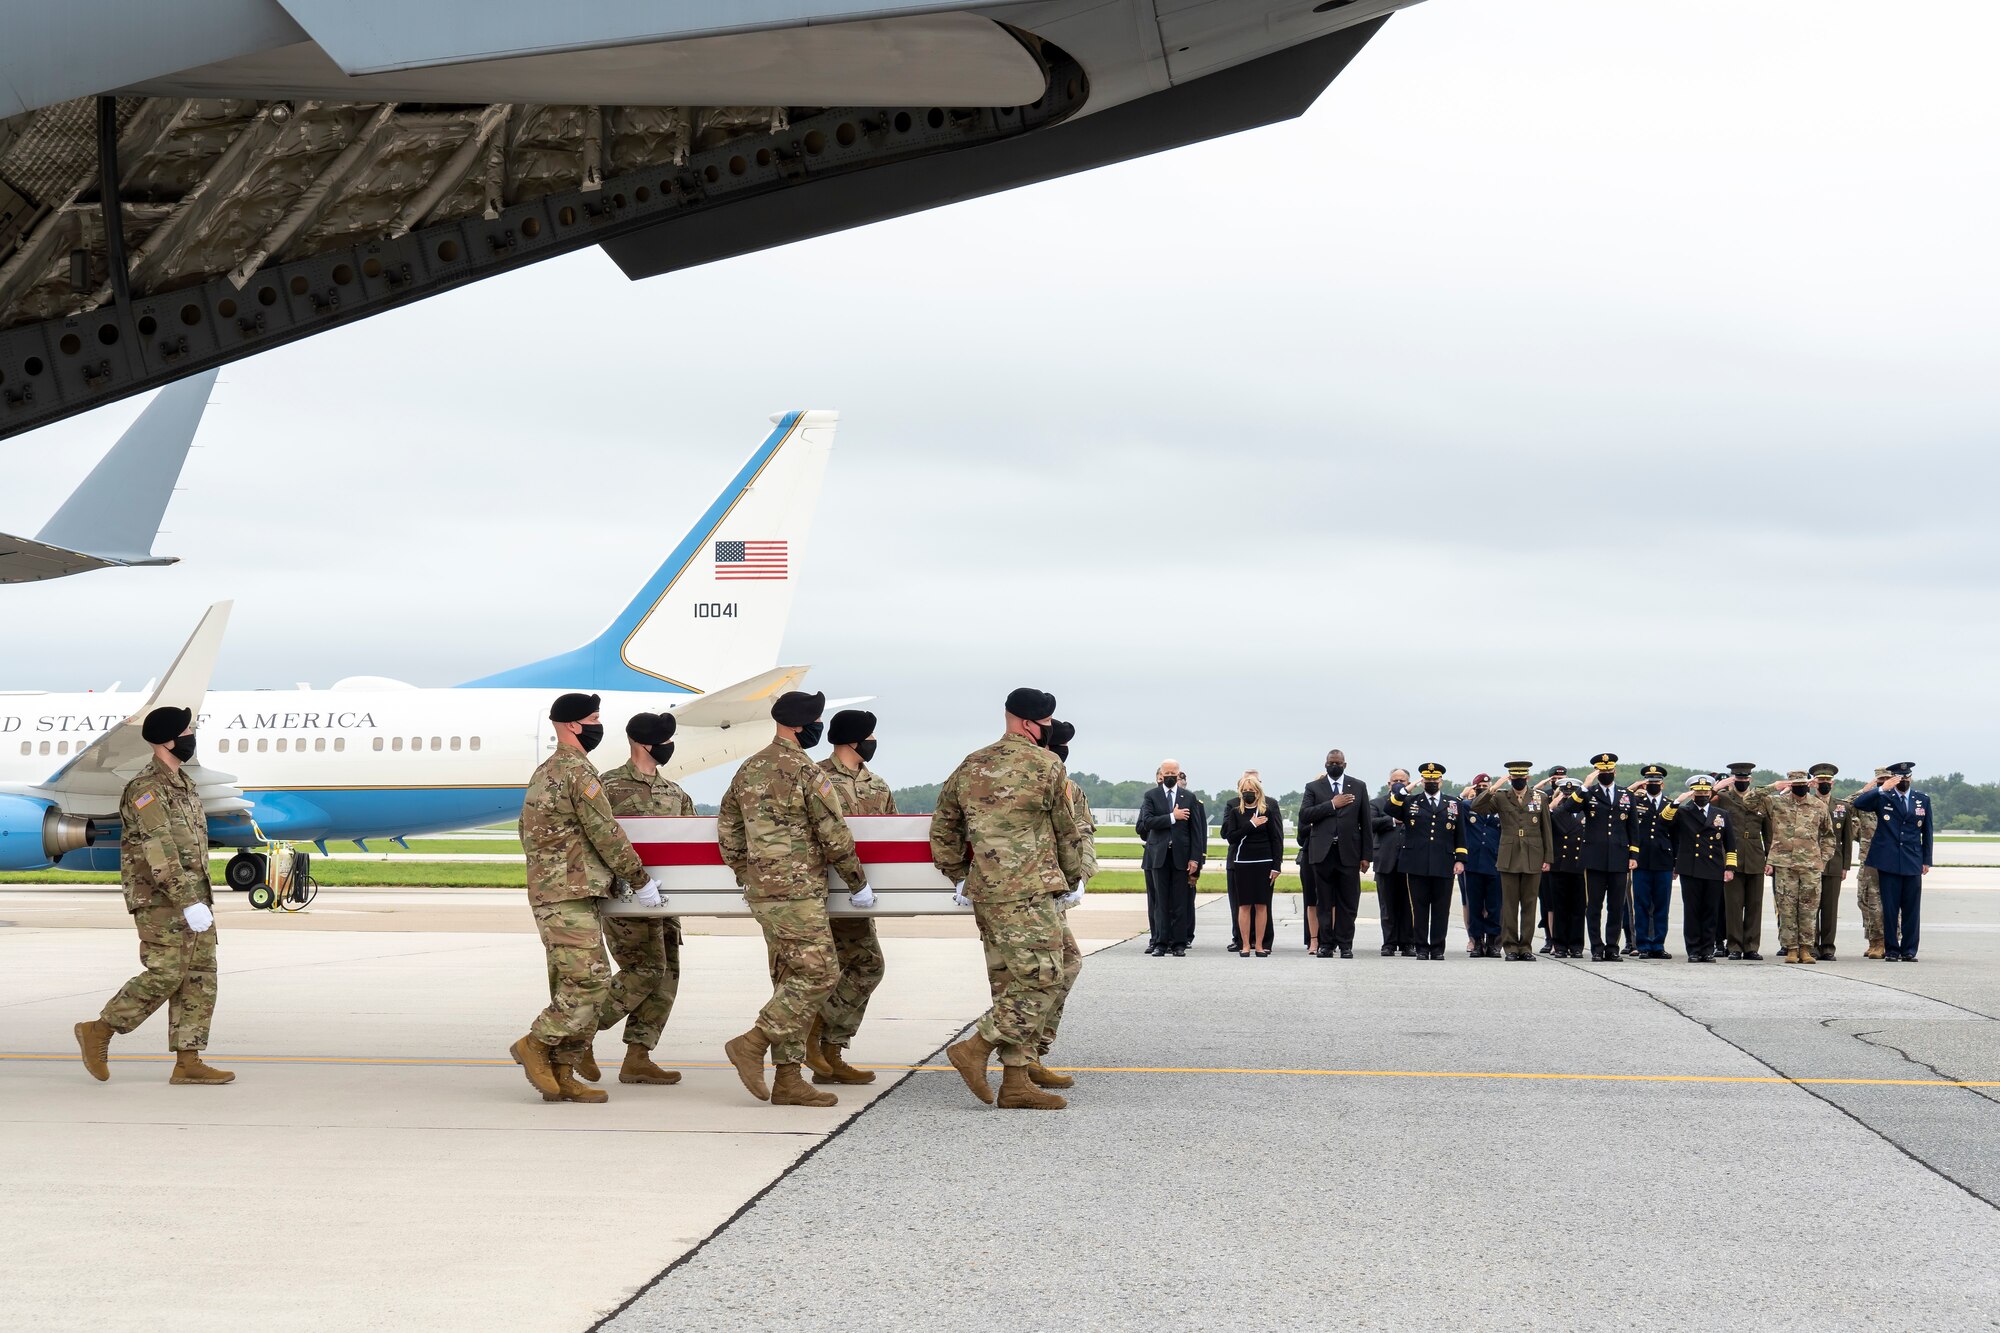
[550,693,600,724]
[1687,774,1714,789]
[141,706,193,744]
[1418,762,1445,779]
[1809,763,1838,778]
[1888,761,1915,776]
[625,712,676,744]
[771,691,825,727]
[1640,764,1668,779]
[1005,687,1056,721]
[1726,762,1756,776]
[828,709,876,746]
[1591,753,1618,768]
[1504,761,1533,775]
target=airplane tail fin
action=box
[461,410,836,694]
[36,370,219,565]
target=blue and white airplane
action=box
[0,409,837,880]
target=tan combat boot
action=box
[169,1051,235,1085]
[1866,943,1886,959]
[997,1064,1067,1111]
[801,1015,836,1080]
[771,1063,838,1107]
[74,1019,114,1082]
[1799,947,1817,964]
[945,1032,996,1105]
[620,1044,681,1085]
[1784,948,1800,964]
[813,1043,876,1086]
[510,1035,559,1098]
[723,1028,772,1101]
[574,1045,602,1082]
[1026,1060,1074,1090]
[548,1064,608,1103]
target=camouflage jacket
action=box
[1849,802,1879,869]
[929,732,1085,902]
[1711,786,1773,872]
[718,737,866,902]
[520,746,647,906]
[600,761,696,818]
[1766,792,1835,870]
[119,757,210,912]
[817,756,897,816]
[1067,779,1099,881]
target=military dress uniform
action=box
[815,755,895,1060]
[99,757,219,1054]
[932,730,1085,1093]
[718,736,869,1075]
[1390,767,1465,960]
[1665,786,1737,961]
[1564,758,1639,961]
[1628,770,1677,958]
[1766,774,1837,962]
[1810,765,1854,960]
[1470,766,1552,960]
[1460,796,1503,956]
[1546,786,1589,957]
[599,761,695,1055]
[1853,769,1933,961]
[1849,768,1889,955]
[1712,768,1773,958]
[520,747,650,1072]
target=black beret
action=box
[828,709,876,746]
[1046,719,1075,750]
[771,690,825,727]
[549,692,600,724]
[141,706,192,744]
[625,712,676,744]
[1005,687,1056,721]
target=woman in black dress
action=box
[1222,772,1285,958]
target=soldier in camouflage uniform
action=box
[509,693,660,1104]
[718,690,871,1109]
[75,706,233,1085]
[1808,763,1855,960]
[1852,768,1889,957]
[807,709,893,1086]
[1767,770,1836,963]
[932,688,1085,1112]
[597,712,695,1086]
[1713,762,1774,959]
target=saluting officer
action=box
[1713,762,1773,959]
[1545,777,1589,957]
[1471,762,1552,961]
[1852,762,1933,962]
[1767,770,1837,963]
[1807,764,1852,960]
[75,706,232,1086]
[1559,753,1638,962]
[1458,774,1503,957]
[810,708,894,1086]
[1850,769,1890,958]
[1665,775,1737,962]
[1627,765,1676,959]
[1391,763,1465,960]
[511,693,662,1104]
[718,690,872,1108]
[597,711,695,1087]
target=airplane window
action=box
[257,739,268,752]
[315,737,325,752]
[431,736,441,751]
[58,741,69,755]
[372,737,383,752]
[216,738,227,753]
[296,737,306,751]
[450,736,460,751]
[392,737,403,752]
[17,742,27,756]
[39,741,49,755]
[469,736,481,752]
[276,738,287,753]
[335,738,346,753]
[410,736,420,750]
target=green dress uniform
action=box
[520,746,649,1068]
[1816,785,1856,957]
[815,755,895,1050]
[598,761,696,1051]
[1712,782,1773,955]
[1470,779,1553,959]
[101,758,217,1050]
[929,733,1086,1067]
[717,736,868,1066]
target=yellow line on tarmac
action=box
[2,1052,1995,1088]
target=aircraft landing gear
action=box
[225,851,265,892]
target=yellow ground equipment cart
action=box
[245,843,317,912]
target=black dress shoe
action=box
[1537,942,1553,955]
[1622,945,1639,955]
[1241,948,1254,960]
[1169,946,1187,957]
[1743,951,1763,961]
[1339,947,1353,959]
[1379,945,1395,957]
[1727,950,1744,961]
[1884,952,1901,962]
[1602,951,1622,963]
[1901,953,1918,963]
[1659,950,1675,960]
[1819,948,1837,961]
[1145,944,1161,956]
[1315,947,1332,958]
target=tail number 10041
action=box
[692,603,740,618]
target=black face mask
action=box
[1735,778,1751,791]
[576,723,604,753]
[1816,782,1832,796]
[855,738,877,764]
[1326,763,1344,780]
[1161,774,1178,788]
[1897,778,1910,792]
[1598,772,1615,785]
[170,734,197,763]
[1511,777,1528,791]
[1645,781,1662,796]
[648,741,675,765]
[796,720,824,749]
[1693,794,1710,807]
[1790,783,1809,796]
[1422,780,1440,795]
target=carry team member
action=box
[1027,718,1091,1089]
[511,693,662,1104]
[718,690,871,1108]
[74,706,232,1086]
[809,708,893,1086]
[598,711,695,1087]
[931,688,1085,1111]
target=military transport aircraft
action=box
[0,1,1420,438]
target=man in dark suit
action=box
[1852,762,1933,962]
[1136,760,1205,957]
[1297,748,1373,958]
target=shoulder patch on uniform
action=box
[584,779,602,800]
[133,791,156,810]
[816,776,834,800]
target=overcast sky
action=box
[4,0,1997,800]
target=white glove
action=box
[1062,881,1086,909]
[182,902,215,933]
[850,883,876,909]
[951,881,971,909]
[633,879,662,908]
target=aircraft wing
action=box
[668,665,813,730]
[0,534,124,585]
[22,602,244,819]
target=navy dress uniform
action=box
[1459,776,1503,957]
[1546,780,1588,957]
[1665,775,1737,961]
[1628,766,1677,958]
[1391,764,1466,960]
[1852,763,1933,961]
[1563,753,1638,962]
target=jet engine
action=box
[0,793,95,870]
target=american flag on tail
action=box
[714,539,788,581]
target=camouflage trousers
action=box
[749,896,839,1066]
[599,916,682,1050]
[971,894,1070,1067]
[986,912,1081,1059]
[819,918,885,1049]
[1771,867,1820,950]
[532,897,616,1066]
[1856,866,1885,945]
[101,903,217,1051]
